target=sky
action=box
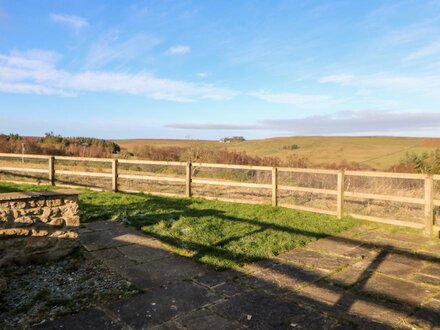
[1,0,440,140]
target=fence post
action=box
[424,174,434,237]
[337,170,345,219]
[112,159,118,192]
[186,162,192,197]
[272,167,278,206]
[48,156,55,186]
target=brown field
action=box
[115,136,440,170]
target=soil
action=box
[0,248,139,329]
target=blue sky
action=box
[1,0,440,139]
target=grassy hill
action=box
[115,136,440,170]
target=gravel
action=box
[0,249,139,329]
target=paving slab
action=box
[101,256,137,273]
[213,290,340,329]
[117,255,207,290]
[106,282,220,329]
[419,262,440,276]
[325,261,372,287]
[84,221,120,232]
[381,232,431,245]
[176,309,243,330]
[212,279,253,297]
[33,308,123,330]
[408,299,440,330]
[90,247,124,260]
[110,231,164,247]
[291,283,408,329]
[278,248,352,274]
[377,238,424,252]
[358,273,438,306]
[353,228,388,243]
[305,237,370,259]
[346,299,408,329]
[413,273,440,286]
[80,231,131,251]
[293,282,349,309]
[239,262,322,296]
[150,320,184,330]
[374,252,424,277]
[194,269,239,288]
[117,243,172,263]
[36,220,440,329]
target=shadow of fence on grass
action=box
[74,193,440,329]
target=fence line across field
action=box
[0,152,437,237]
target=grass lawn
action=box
[0,181,358,269]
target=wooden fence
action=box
[0,153,438,237]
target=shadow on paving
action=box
[31,218,440,330]
[79,194,351,268]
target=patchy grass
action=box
[0,181,358,269]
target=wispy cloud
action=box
[404,39,440,62]
[318,72,440,97]
[260,110,440,134]
[196,72,209,78]
[50,13,88,31]
[319,74,354,85]
[250,90,342,108]
[167,110,440,135]
[0,50,237,102]
[85,33,160,68]
[166,45,191,55]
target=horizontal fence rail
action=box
[0,153,438,237]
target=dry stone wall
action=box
[0,190,80,266]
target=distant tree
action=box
[282,144,299,150]
[220,136,246,143]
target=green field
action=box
[116,136,440,170]
[0,181,357,269]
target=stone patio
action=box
[34,221,440,329]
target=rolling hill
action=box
[115,136,440,170]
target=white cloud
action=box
[404,39,440,62]
[0,50,237,102]
[319,74,354,85]
[0,49,60,81]
[249,90,341,108]
[50,13,88,31]
[166,45,191,55]
[364,73,440,93]
[0,81,75,96]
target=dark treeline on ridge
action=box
[0,132,120,157]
